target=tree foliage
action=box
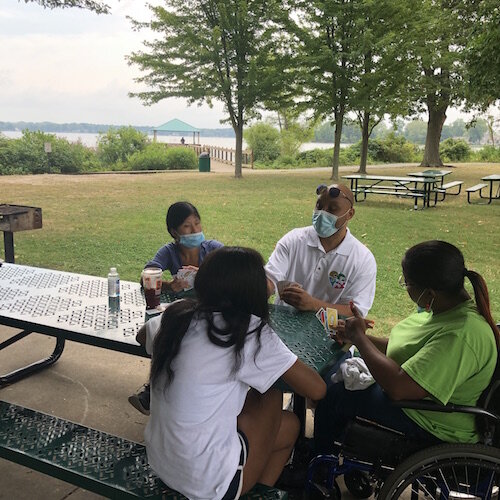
[128,0,284,178]
[21,0,110,13]
[97,126,148,166]
[243,123,280,162]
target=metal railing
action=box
[163,143,253,168]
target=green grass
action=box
[1,162,499,335]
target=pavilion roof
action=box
[153,119,200,133]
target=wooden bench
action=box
[466,183,488,204]
[0,401,288,499]
[432,180,464,202]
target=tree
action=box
[464,0,500,111]
[466,119,488,144]
[284,0,364,180]
[404,120,427,144]
[128,0,283,178]
[22,0,110,13]
[404,1,499,167]
[349,2,415,174]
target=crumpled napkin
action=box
[331,357,375,391]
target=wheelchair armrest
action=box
[394,400,500,423]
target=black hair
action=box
[150,246,270,387]
[166,201,200,238]
[402,240,499,347]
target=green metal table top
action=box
[0,264,341,373]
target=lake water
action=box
[1,130,339,151]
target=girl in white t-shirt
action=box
[136,246,326,500]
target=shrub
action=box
[164,147,197,170]
[375,134,421,163]
[0,130,98,175]
[440,138,471,162]
[244,123,280,162]
[97,126,148,166]
[476,145,500,162]
[128,144,197,171]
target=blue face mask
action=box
[179,232,205,249]
[416,288,434,313]
[312,209,349,238]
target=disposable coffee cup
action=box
[141,268,162,309]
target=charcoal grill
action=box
[0,204,42,263]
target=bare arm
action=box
[337,304,428,401]
[366,334,389,354]
[279,287,353,316]
[281,359,327,402]
[136,324,147,347]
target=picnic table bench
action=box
[0,400,287,499]
[467,175,500,204]
[342,174,435,209]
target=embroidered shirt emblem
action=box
[329,271,346,289]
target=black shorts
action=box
[221,430,249,500]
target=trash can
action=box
[198,152,210,172]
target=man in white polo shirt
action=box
[265,183,376,318]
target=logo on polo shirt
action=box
[329,271,346,289]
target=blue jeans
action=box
[315,365,440,454]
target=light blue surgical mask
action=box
[416,288,434,313]
[312,209,349,238]
[179,232,205,248]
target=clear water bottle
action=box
[108,267,120,312]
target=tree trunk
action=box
[331,112,344,181]
[421,105,447,167]
[234,124,243,178]
[358,111,370,174]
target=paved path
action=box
[210,159,421,174]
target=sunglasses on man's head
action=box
[316,184,353,206]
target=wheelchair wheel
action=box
[307,478,341,500]
[378,443,500,499]
[344,470,374,498]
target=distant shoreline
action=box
[0,121,237,138]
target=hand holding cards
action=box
[176,267,197,291]
[277,280,302,298]
[315,307,341,336]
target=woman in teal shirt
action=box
[314,240,499,452]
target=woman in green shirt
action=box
[314,240,499,453]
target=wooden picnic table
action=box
[342,173,438,209]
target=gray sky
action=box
[0,0,472,128]
[0,0,227,127]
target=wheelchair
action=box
[306,361,500,499]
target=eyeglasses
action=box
[316,184,353,207]
[398,275,409,288]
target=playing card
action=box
[176,268,197,291]
[326,308,338,330]
[277,280,302,297]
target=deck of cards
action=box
[176,268,197,291]
[316,307,339,335]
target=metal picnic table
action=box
[342,173,439,209]
[482,174,500,204]
[407,169,452,188]
[0,263,343,435]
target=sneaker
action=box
[128,384,150,415]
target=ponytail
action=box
[465,269,500,349]
[150,298,198,387]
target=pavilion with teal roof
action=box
[153,118,201,144]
